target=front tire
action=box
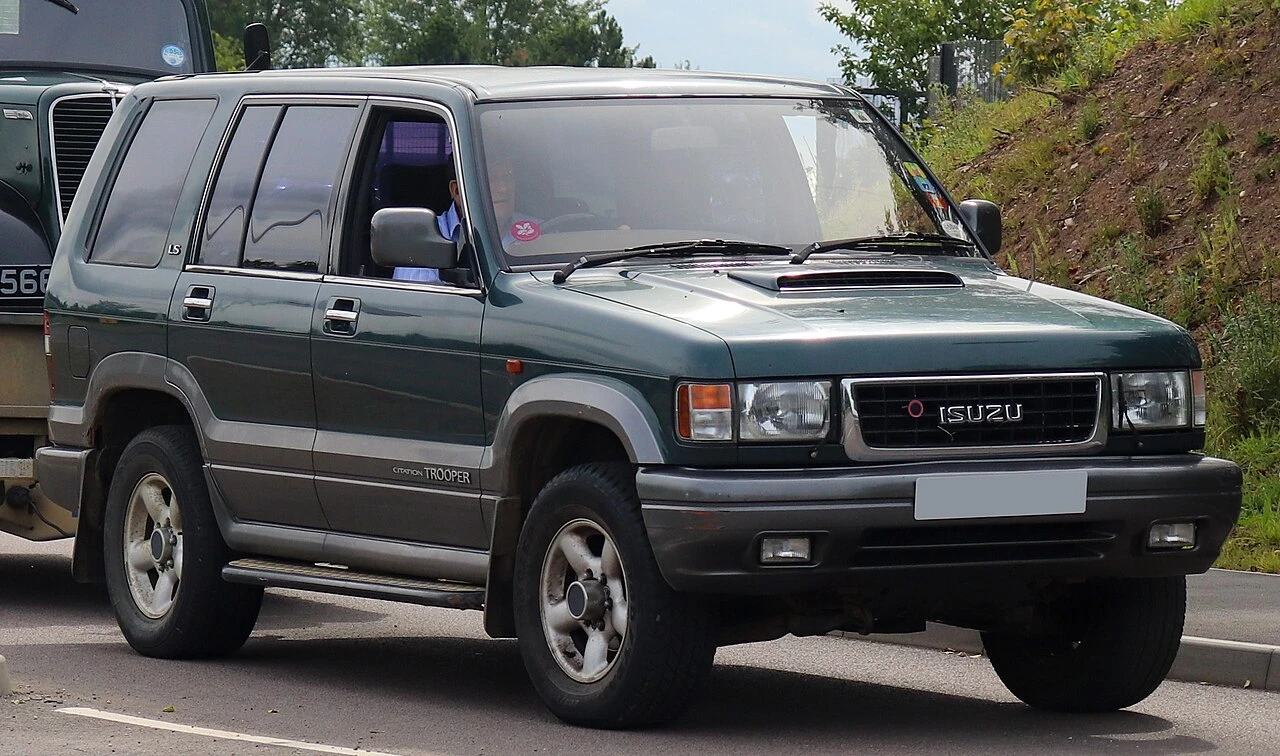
[513,463,718,728]
[982,576,1186,712]
[103,425,263,658]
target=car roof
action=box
[158,65,853,102]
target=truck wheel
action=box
[103,425,262,658]
[513,462,718,728]
[982,576,1185,712]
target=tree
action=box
[819,0,1012,116]
[212,31,243,72]
[206,0,363,68]
[364,0,647,67]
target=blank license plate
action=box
[0,457,35,479]
[914,470,1087,521]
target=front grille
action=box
[851,375,1101,449]
[854,521,1121,567]
[51,95,116,221]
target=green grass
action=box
[914,92,1056,192]
[1205,297,1280,570]
[1134,186,1168,237]
[1077,96,1104,141]
[1211,429,1280,571]
[1190,125,1235,201]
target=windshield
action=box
[476,97,971,267]
[0,0,199,75]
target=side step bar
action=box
[223,558,485,610]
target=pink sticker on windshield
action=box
[511,220,541,242]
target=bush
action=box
[1001,0,1106,84]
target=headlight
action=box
[1111,371,1202,430]
[676,380,831,442]
[740,381,831,441]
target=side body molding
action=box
[480,373,669,494]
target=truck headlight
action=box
[676,380,831,442]
[1111,371,1201,430]
[739,381,830,441]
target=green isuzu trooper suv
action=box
[36,65,1242,728]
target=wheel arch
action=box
[482,375,666,638]
[70,382,196,583]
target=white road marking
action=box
[58,707,416,756]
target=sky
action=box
[606,0,851,83]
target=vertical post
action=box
[940,42,958,99]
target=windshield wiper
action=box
[553,239,791,284]
[790,233,975,265]
[43,0,79,14]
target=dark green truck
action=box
[0,0,215,541]
[36,66,1241,728]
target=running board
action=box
[222,558,485,610]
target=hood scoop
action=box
[728,267,964,292]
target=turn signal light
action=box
[676,383,732,441]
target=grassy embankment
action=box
[914,0,1280,571]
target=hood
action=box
[536,256,1198,377]
[0,70,137,106]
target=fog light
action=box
[1148,522,1197,550]
[760,536,811,564]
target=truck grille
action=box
[846,374,1103,453]
[51,95,117,222]
[853,520,1121,567]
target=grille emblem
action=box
[937,403,1025,425]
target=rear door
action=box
[168,98,362,528]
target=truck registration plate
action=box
[914,470,1087,521]
[0,264,51,309]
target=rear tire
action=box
[103,425,262,658]
[513,462,718,728]
[982,576,1185,712]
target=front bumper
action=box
[638,455,1242,594]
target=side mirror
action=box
[371,207,458,270]
[958,199,1001,255]
[243,23,272,71]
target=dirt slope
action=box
[950,9,1280,327]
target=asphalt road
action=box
[4,533,1279,755]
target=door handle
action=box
[323,308,359,322]
[182,285,214,322]
[323,297,360,335]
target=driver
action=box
[393,157,540,282]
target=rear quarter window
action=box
[89,98,217,267]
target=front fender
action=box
[479,373,668,494]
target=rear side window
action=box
[243,105,359,272]
[90,98,216,266]
[197,105,281,267]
